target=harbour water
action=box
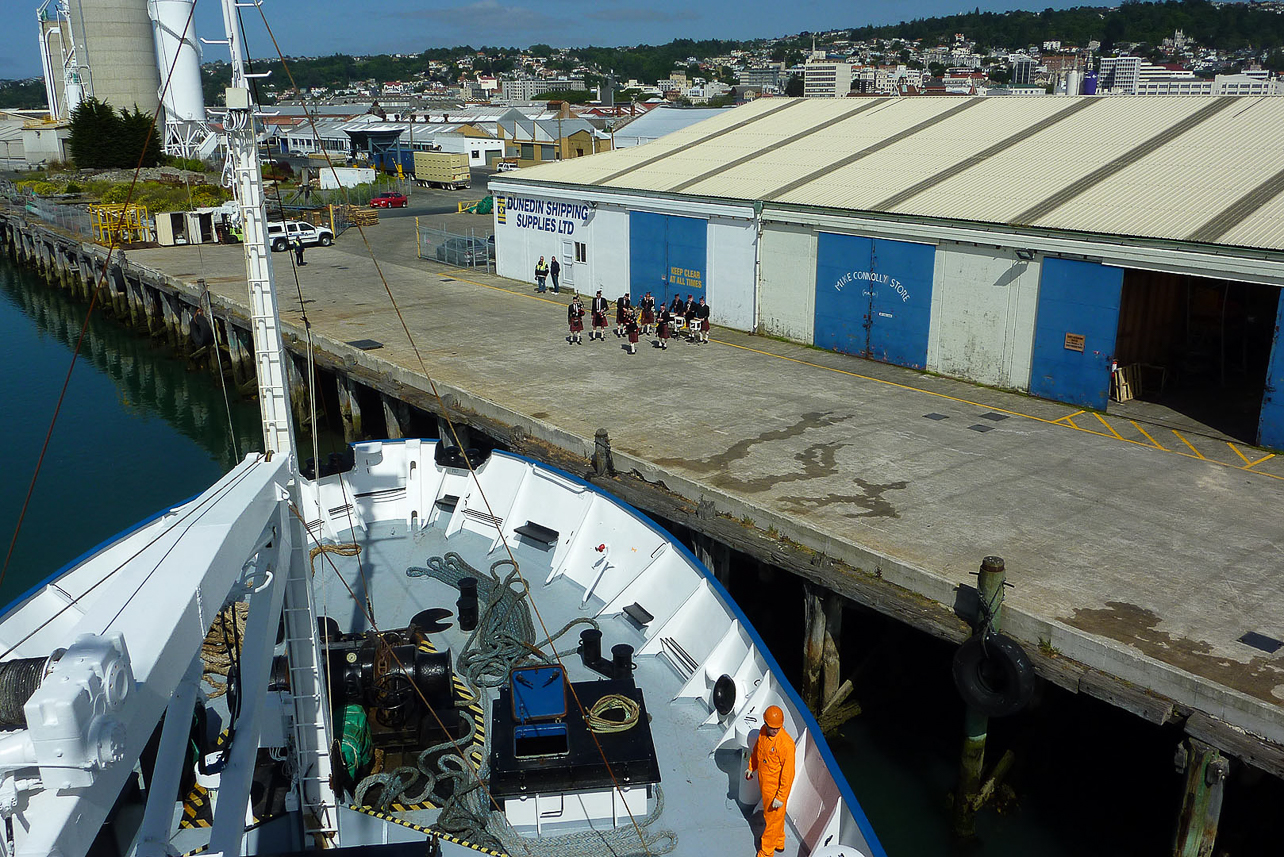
[1,251,1278,855]
[0,254,263,604]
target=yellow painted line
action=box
[1092,412,1124,440]
[1054,410,1085,424]
[1130,420,1165,449]
[1063,416,1080,430]
[1245,452,1275,469]
[1171,430,1205,460]
[1227,442,1252,465]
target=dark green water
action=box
[0,254,264,606]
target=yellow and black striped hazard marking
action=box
[179,729,282,829]
[180,846,210,857]
[348,804,509,856]
[384,645,487,813]
[179,783,213,829]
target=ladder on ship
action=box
[281,550,339,842]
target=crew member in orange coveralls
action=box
[745,704,795,856]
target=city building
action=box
[491,96,1284,449]
[804,61,853,97]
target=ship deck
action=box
[310,518,804,856]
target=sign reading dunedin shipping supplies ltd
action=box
[498,195,591,235]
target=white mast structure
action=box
[214,0,338,844]
[35,0,84,120]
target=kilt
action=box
[616,307,629,325]
[569,318,584,332]
[658,321,670,339]
[592,311,607,327]
[700,319,710,332]
[641,308,655,324]
[628,329,639,344]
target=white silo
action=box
[148,0,209,156]
[148,0,204,123]
[64,0,163,117]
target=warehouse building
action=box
[490,96,1284,449]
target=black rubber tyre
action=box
[272,238,287,252]
[318,234,333,246]
[952,632,1035,717]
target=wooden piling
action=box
[803,582,844,715]
[382,394,408,439]
[952,555,1007,840]
[337,376,363,442]
[1172,739,1228,857]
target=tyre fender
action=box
[951,632,1035,717]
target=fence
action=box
[20,193,92,238]
[417,222,495,274]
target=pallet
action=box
[1111,364,1141,402]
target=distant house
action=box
[495,105,610,166]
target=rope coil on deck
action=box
[406,552,598,692]
[586,693,640,734]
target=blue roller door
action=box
[814,232,936,368]
[1257,296,1284,450]
[1028,258,1123,410]
[628,212,707,306]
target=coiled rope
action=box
[586,693,641,734]
[406,552,597,693]
[200,602,248,699]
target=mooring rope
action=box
[406,552,597,694]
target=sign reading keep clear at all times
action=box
[668,266,703,290]
[497,195,591,235]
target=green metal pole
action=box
[953,555,1006,840]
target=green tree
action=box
[68,98,120,169]
[784,74,804,96]
[67,97,160,169]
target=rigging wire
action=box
[180,165,240,465]
[0,0,202,592]
[249,7,658,852]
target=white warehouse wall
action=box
[926,243,1042,390]
[707,216,756,331]
[758,224,818,342]
[589,206,629,297]
[493,189,607,296]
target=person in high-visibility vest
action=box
[745,704,795,857]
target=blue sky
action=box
[4,0,1082,80]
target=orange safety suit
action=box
[749,727,796,857]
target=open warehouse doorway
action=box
[1111,269,1280,443]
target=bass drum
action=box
[951,632,1035,718]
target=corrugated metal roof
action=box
[509,95,1284,253]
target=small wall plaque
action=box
[1064,333,1085,352]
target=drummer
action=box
[639,291,656,336]
[656,302,672,350]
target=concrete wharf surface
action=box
[126,213,1284,760]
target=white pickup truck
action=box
[265,220,334,252]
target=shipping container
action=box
[413,151,471,190]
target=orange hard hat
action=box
[764,705,784,729]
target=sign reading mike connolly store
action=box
[497,195,591,235]
[813,232,936,369]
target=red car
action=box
[370,191,408,208]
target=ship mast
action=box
[219,0,294,457]
[212,0,337,845]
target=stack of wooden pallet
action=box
[347,205,378,226]
[1111,364,1141,402]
